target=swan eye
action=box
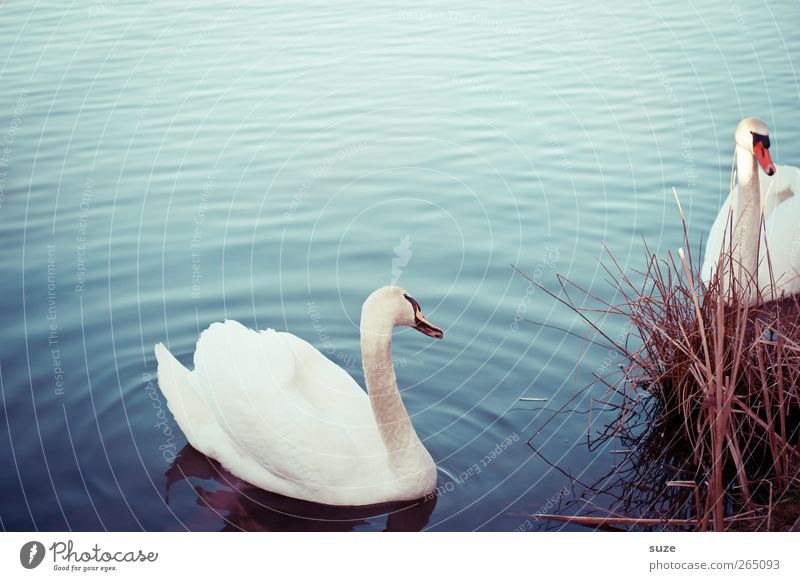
[752,132,771,149]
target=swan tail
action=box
[155,342,215,451]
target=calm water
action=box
[1,0,798,531]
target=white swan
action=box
[701,117,800,303]
[154,285,444,506]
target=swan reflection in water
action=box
[165,444,438,532]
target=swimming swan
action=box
[701,117,800,303]
[155,285,443,506]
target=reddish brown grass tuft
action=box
[521,195,800,531]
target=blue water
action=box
[1,0,798,531]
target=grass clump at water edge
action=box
[519,192,800,531]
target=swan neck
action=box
[360,308,421,458]
[732,145,761,293]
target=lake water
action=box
[1,0,798,531]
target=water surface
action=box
[1,0,798,531]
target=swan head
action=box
[362,286,444,339]
[735,117,776,176]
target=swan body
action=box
[701,117,800,302]
[155,286,444,506]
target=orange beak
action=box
[754,141,776,176]
[413,313,444,339]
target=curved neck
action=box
[360,307,422,462]
[731,145,761,293]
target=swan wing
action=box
[274,331,375,425]
[762,190,800,295]
[185,320,384,497]
[759,164,799,218]
[155,342,215,446]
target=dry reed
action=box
[520,191,800,531]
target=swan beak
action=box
[754,141,776,176]
[414,314,444,339]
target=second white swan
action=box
[701,117,800,303]
[155,285,444,506]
